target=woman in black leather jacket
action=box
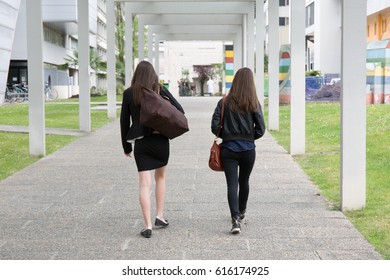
[211,67,265,234]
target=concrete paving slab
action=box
[0,97,382,260]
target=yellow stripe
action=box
[279,73,288,80]
[384,67,390,76]
[225,75,234,82]
[225,50,234,57]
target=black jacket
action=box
[211,97,265,142]
[120,86,184,154]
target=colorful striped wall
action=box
[279,45,291,104]
[225,45,234,94]
[366,39,390,104]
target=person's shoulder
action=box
[123,87,132,95]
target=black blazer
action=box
[120,86,185,154]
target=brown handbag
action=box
[140,87,189,140]
[209,96,226,171]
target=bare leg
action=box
[155,165,167,221]
[138,170,152,229]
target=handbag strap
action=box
[216,95,226,138]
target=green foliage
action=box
[265,102,390,259]
[116,82,125,95]
[305,69,322,77]
[0,98,120,180]
[64,49,106,73]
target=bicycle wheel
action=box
[49,88,58,100]
[5,89,15,103]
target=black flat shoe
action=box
[141,229,152,238]
[154,217,169,228]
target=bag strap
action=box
[216,95,226,138]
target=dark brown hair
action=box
[227,67,260,113]
[130,61,159,105]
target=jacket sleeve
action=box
[120,90,133,154]
[211,99,223,136]
[253,107,266,140]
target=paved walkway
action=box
[0,97,382,260]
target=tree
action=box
[193,65,214,96]
[115,1,125,82]
[64,49,106,74]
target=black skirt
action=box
[134,134,169,171]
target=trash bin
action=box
[163,83,169,90]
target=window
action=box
[306,3,314,27]
[43,24,65,47]
[279,17,289,26]
[279,0,289,6]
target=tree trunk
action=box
[200,81,204,96]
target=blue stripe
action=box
[225,63,234,70]
[279,59,291,67]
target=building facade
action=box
[0,0,107,104]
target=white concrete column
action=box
[314,0,341,74]
[125,4,133,88]
[340,0,366,211]
[268,0,280,131]
[255,0,265,108]
[138,15,144,61]
[78,0,91,132]
[242,14,247,67]
[235,30,243,71]
[148,26,153,64]
[155,36,160,78]
[247,8,255,71]
[26,0,45,156]
[290,0,306,155]
[106,0,116,120]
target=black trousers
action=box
[220,147,256,220]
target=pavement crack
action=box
[314,250,322,260]
[44,203,54,212]
[21,220,34,229]
[59,190,68,197]
[246,240,250,251]
[121,238,132,251]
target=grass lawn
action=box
[0,96,120,180]
[265,102,390,259]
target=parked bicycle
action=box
[4,84,28,103]
[44,82,58,100]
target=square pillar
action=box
[107,0,116,120]
[138,16,144,61]
[78,0,91,132]
[255,0,265,108]
[290,0,306,155]
[27,0,45,156]
[268,0,280,131]
[247,8,255,71]
[125,4,133,88]
[148,27,153,64]
[340,0,367,210]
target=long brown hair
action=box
[131,61,159,105]
[227,67,260,113]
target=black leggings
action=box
[220,147,256,220]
